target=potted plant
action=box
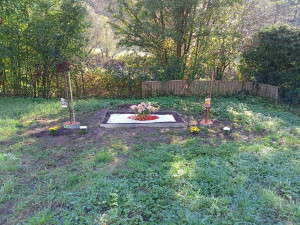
[80,126,87,134]
[223,127,231,135]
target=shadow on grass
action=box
[47,136,299,224]
[0,96,299,224]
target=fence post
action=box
[289,68,299,111]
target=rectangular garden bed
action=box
[100,111,185,128]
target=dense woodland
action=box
[0,0,299,99]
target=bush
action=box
[117,53,185,81]
[82,68,145,99]
[241,24,300,99]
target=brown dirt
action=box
[23,109,258,150]
[0,201,14,224]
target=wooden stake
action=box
[64,73,72,123]
[205,69,214,123]
[205,107,210,123]
[209,69,214,98]
[68,71,76,123]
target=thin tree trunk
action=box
[37,78,40,98]
[274,3,280,24]
[294,0,299,26]
[42,68,46,98]
[17,37,21,96]
[80,67,86,97]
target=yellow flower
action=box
[49,126,59,136]
[190,126,200,133]
[49,126,59,131]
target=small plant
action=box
[49,126,59,136]
[93,152,114,163]
[199,126,209,134]
[80,126,87,134]
[253,123,264,133]
[190,126,200,134]
[223,127,231,135]
[130,102,158,120]
[231,132,240,139]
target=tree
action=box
[109,0,243,80]
[0,0,88,98]
[84,7,119,65]
[242,24,300,96]
[109,0,200,80]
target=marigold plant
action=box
[49,126,59,136]
[190,126,200,134]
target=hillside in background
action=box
[85,0,116,19]
[84,0,120,65]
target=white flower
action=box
[130,105,137,110]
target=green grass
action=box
[0,96,299,224]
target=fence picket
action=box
[142,80,279,101]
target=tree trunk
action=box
[80,67,86,96]
[294,0,299,26]
[42,68,47,98]
[274,3,280,24]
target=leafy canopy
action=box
[242,24,300,94]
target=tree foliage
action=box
[0,0,88,98]
[84,5,119,65]
[108,0,299,81]
[241,24,300,96]
[0,0,299,98]
[109,0,242,80]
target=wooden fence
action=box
[142,80,279,101]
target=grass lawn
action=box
[0,96,299,224]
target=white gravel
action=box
[107,114,176,124]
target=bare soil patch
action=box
[23,108,259,151]
[0,201,14,224]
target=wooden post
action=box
[64,73,72,123]
[68,71,75,123]
[205,107,210,123]
[209,69,214,98]
[289,68,299,111]
[200,69,214,126]
[204,69,214,123]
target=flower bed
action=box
[100,111,185,128]
[128,115,159,121]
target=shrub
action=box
[241,24,300,99]
[81,68,145,98]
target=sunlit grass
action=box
[0,96,299,224]
[0,98,63,136]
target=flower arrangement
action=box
[49,126,59,136]
[130,102,158,121]
[190,126,200,134]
